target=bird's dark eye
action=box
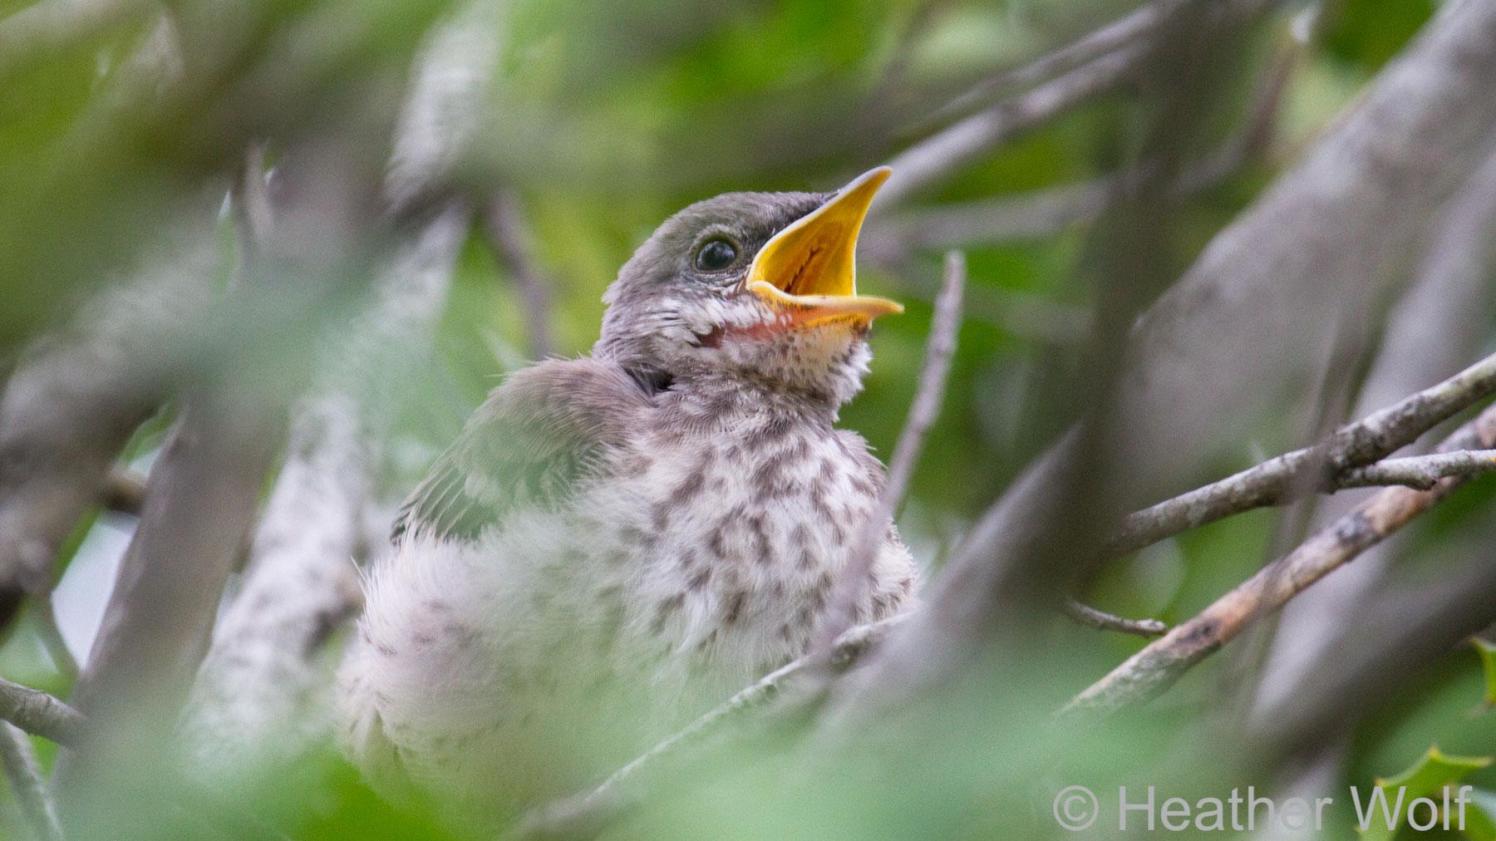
[693,237,739,272]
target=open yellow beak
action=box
[745,167,903,324]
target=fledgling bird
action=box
[337,168,918,826]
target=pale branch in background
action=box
[1115,0,1496,490]
[839,0,1496,734]
[1250,139,1496,724]
[1109,350,1496,555]
[0,723,64,841]
[1337,449,1496,490]
[813,252,964,656]
[1062,599,1167,638]
[0,212,220,629]
[507,616,907,841]
[181,3,498,777]
[926,0,1197,125]
[877,0,1283,208]
[0,677,85,747]
[231,144,273,275]
[1064,402,1496,716]
[181,206,469,775]
[877,38,1145,209]
[868,35,1293,258]
[0,0,154,84]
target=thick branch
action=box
[1064,402,1496,716]
[0,677,86,747]
[181,6,493,776]
[1109,350,1496,555]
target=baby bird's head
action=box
[595,168,902,409]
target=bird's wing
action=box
[393,358,654,544]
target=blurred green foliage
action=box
[1,0,1491,838]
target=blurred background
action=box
[0,0,1493,838]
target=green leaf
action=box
[1474,639,1496,710]
[1463,789,1496,841]
[1359,747,1493,841]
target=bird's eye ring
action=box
[693,237,739,272]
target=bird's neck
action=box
[664,369,842,429]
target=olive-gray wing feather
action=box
[392,358,652,544]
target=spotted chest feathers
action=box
[338,379,917,818]
[607,384,917,696]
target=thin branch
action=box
[100,467,147,516]
[0,678,85,747]
[813,252,964,655]
[877,40,1146,209]
[483,191,556,359]
[1063,598,1168,638]
[0,723,63,841]
[1109,350,1496,555]
[33,598,78,682]
[870,34,1295,255]
[1337,449,1496,490]
[507,616,906,841]
[877,0,1282,208]
[231,144,273,278]
[1064,402,1496,716]
[925,0,1196,126]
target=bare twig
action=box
[33,598,78,682]
[0,677,85,747]
[926,0,1196,126]
[1337,450,1496,490]
[483,191,557,359]
[231,144,273,276]
[1063,598,1168,638]
[877,41,1146,209]
[1251,140,1496,720]
[1064,402,1496,716]
[813,252,963,655]
[100,467,147,516]
[507,616,906,841]
[0,723,64,841]
[870,36,1294,256]
[1109,350,1496,555]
